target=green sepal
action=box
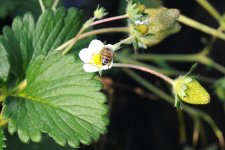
[126,1,143,21]
[174,95,183,110]
[185,63,198,77]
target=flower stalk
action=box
[57,27,129,52]
[113,63,174,85]
[178,15,225,41]
[90,14,128,26]
[57,14,129,55]
[52,0,60,10]
[196,0,222,22]
[79,27,130,39]
[113,35,136,50]
[39,0,45,12]
[131,53,225,74]
[62,27,86,55]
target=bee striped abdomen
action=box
[102,57,110,65]
[100,48,114,66]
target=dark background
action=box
[1,0,225,150]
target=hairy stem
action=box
[196,0,222,22]
[114,35,136,50]
[116,55,183,75]
[212,61,225,74]
[132,53,225,74]
[132,53,200,62]
[116,54,216,83]
[57,14,128,54]
[178,15,225,41]
[79,27,130,40]
[113,63,174,85]
[91,14,128,26]
[201,14,225,55]
[52,0,60,10]
[201,25,225,55]
[56,27,129,52]
[39,0,45,12]
[62,27,86,55]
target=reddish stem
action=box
[91,14,128,26]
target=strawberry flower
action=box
[79,39,114,72]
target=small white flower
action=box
[79,39,114,72]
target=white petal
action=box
[102,60,113,70]
[135,20,143,24]
[79,48,92,63]
[83,64,99,72]
[104,44,115,51]
[88,39,104,53]
[135,19,150,25]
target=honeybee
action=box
[100,47,114,67]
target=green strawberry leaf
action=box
[0,12,35,84]
[0,128,5,150]
[12,12,35,72]
[2,26,24,80]
[32,7,84,59]
[5,131,71,150]
[0,7,85,83]
[3,53,109,148]
[0,38,10,83]
[1,7,107,148]
[0,0,56,19]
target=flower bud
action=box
[128,7,181,48]
[94,6,108,19]
[173,76,210,104]
[135,4,146,14]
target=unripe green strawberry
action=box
[173,76,210,104]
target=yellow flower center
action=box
[136,24,149,35]
[92,53,102,67]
